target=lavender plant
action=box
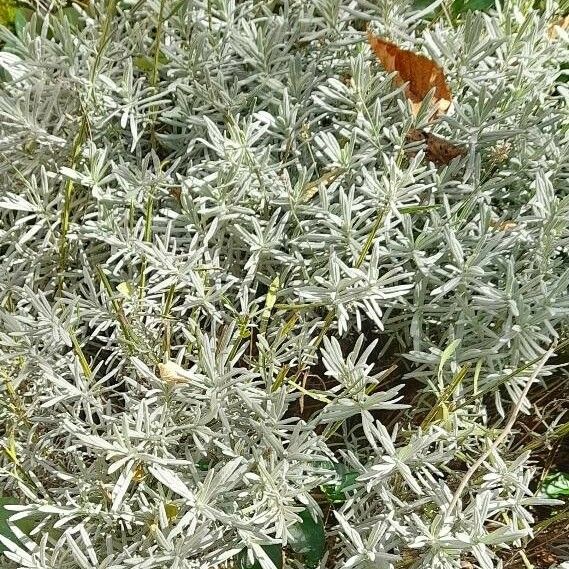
[0,0,568,568]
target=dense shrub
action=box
[0,1,568,568]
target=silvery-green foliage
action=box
[0,0,568,567]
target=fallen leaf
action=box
[300,167,345,203]
[169,187,182,201]
[534,546,558,568]
[548,15,569,40]
[164,502,180,522]
[158,361,191,384]
[489,220,517,232]
[367,30,452,117]
[133,464,146,482]
[405,129,465,165]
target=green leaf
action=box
[321,464,359,504]
[12,7,28,36]
[58,6,85,30]
[196,458,211,471]
[452,0,495,15]
[237,544,283,569]
[412,0,496,23]
[539,471,569,498]
[532,0,547,11]
[289,509,326,569]
[413,0,436,8]
[410,0,445,21]
[0,497,18,552]
[0,497,36,554]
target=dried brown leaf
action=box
[405,129,465,166]
[367,31,452,117]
